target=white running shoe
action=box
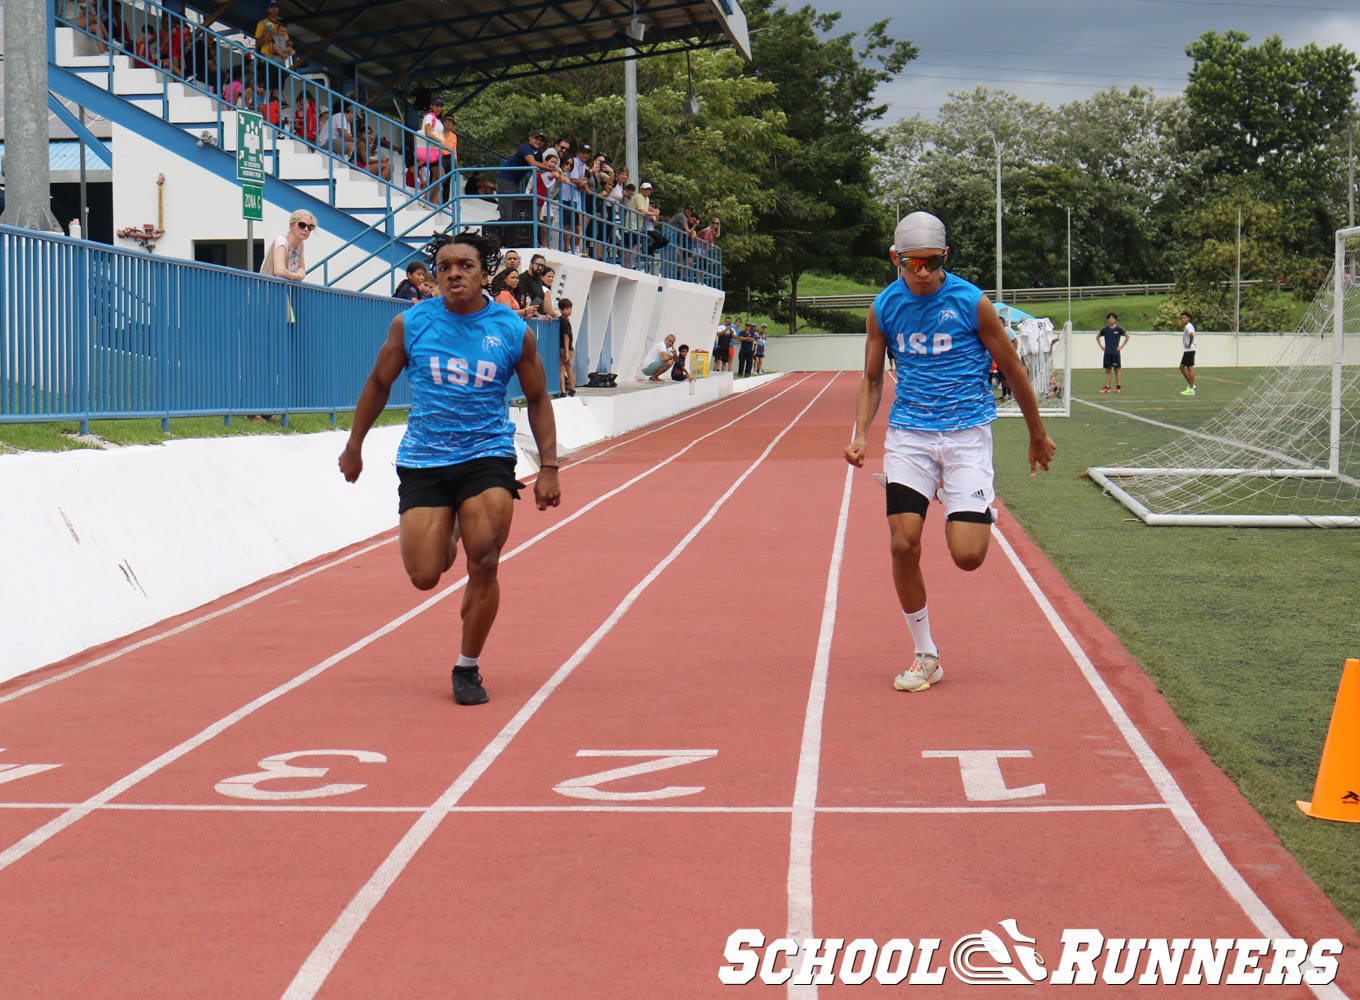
[893,653,943,692]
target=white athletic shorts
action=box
[883,424,995,517]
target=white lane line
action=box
[0,375,827,874]
[0,375,803,708]
[0,537,396,707]
[992,525,1346,1000]
[280,375,843,1000]
[786,461,855,1000]
[0,801,1174,815]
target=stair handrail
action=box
[56,0,504,273]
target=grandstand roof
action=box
[282,0,751,100]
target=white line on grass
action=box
[280,375,843,1000]
[0,375,822,875]
[993,524,1346,1000]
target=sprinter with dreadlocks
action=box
[339,229,560,705]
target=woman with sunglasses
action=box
[845,211,1056,695]
[260,210,316,281]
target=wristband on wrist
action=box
[539,464,558,470]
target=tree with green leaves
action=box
[1184,30,1359,253]
[732,0,916,329]
[447,48,789,269]
[1155,174,1294,332]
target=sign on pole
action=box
[236,111,266,185]
[242,184,264,222]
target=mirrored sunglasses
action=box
[901,252,945,273]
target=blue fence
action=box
[0,225,561,431]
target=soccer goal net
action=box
[995,313,1072,419]
[1087,226,1360,527]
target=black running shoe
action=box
[452,666,489,705]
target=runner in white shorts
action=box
[844,211,1057,693]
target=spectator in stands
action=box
[565,144,592,256]
[618,183,641,268]
[440,112,459,202]
[221,69,244,106]
[496,250,522,285]
[393,261,432,303]
[186,26,218,87]
[737,321,757,377]
[559,297,576,396]
[632,182,667,262]
[600,168,624,264]
[539,265,560,319]
[668,204,698,275]
[134,24,160,71]
[321,105,355,160]
[713,323,734,373]
[75,0,111,54]
[640,334,678,382]
[416,96,445,202]
[535,152,567,249]
[260,209,315,282]
[755,324,768,374]
[262,88,281,127]
[672,344,695,382]
[498,130,549,244]
[293,92,319,142]
[698,216,720,245]
[359,131,393,181]
[490,269,535,319]
[255,1,295,64]
[518,254,548,315]
[159,14,185,76]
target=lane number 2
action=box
[553,749,719,801]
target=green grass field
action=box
[993,367,1360,930]
[770,276,1315,335]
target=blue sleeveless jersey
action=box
[395,297,526,468]
[874,272,995,431]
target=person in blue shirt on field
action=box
[845,211,1056,694]
[1097,312,1129,392]
[338,229,561,707]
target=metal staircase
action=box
[49,0,498,291]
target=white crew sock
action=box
[455,654,480,669]
[903,605,938,657]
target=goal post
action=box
[1087,226,1360,527]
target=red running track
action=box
[0,372,1356,998]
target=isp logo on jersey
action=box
[483,334,503,353]
[938,308,959,325]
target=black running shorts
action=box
[396,456,523,514]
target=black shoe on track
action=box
[452,666,489,705]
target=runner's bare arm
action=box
[975,297,1056,476]
[846,304,888,468]
[516,325,561,510]
[338,315,407,483]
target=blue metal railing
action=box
[54,0,724,292]
[0,225,561,430]
[55,0,496,266]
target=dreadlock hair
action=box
[421,227,502,275]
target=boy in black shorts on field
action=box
[1097,312,1129,392]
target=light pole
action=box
[989,135,1003,307]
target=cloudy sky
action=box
[826,0,1360,124]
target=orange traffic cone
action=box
[1297,659,1360,822]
